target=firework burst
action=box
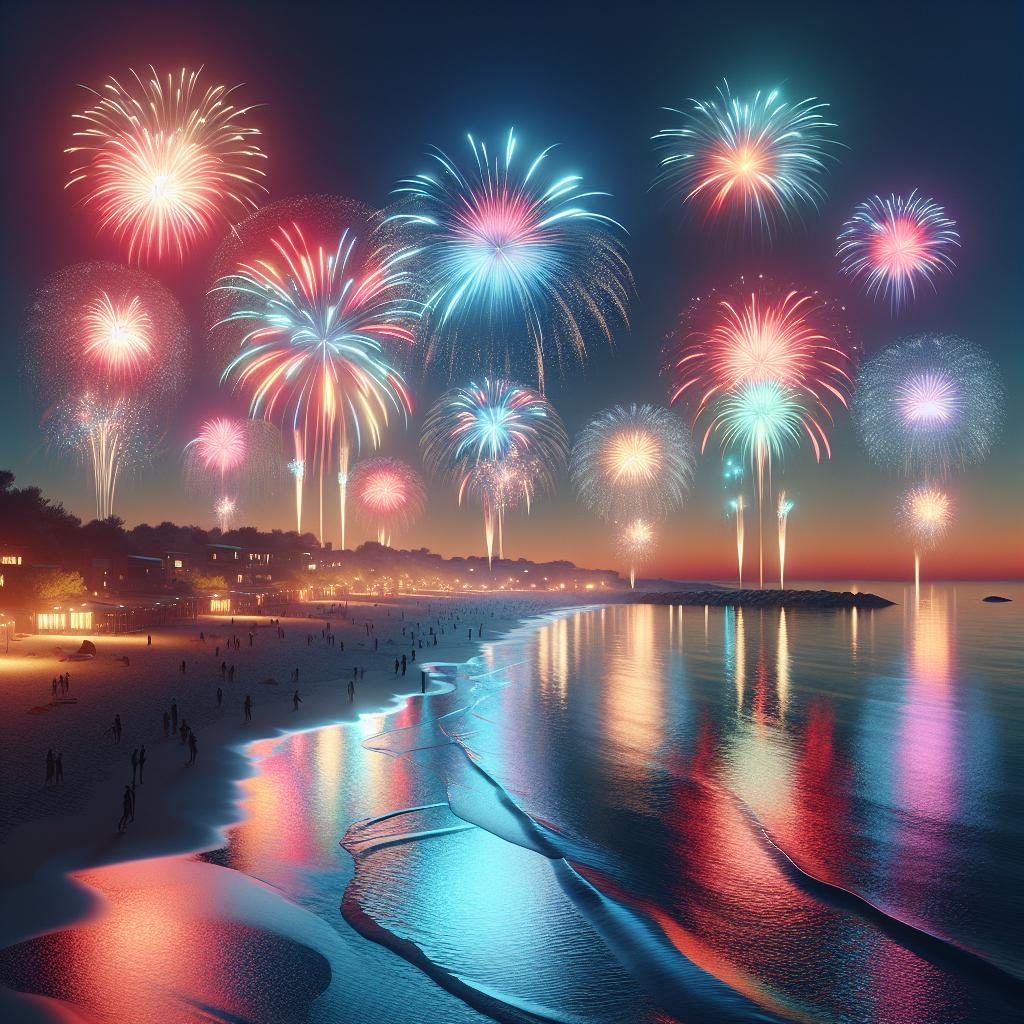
[349,457,426,546]
[570,404,695,526]
[854,333,1002,478]
[654,81,837,239]
[214,496,238,533]
[66,66,267,263]
[215,219,418,543]
[422,378,567,564]
[616,519,654,589]
[899,484,953,587]
[184,416,282,499]
[837,190,959,311]
[28,262,188,519]
[668,280,851,587]
[391,128,631,390]
[666,281,854,445]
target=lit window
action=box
[210,598,232,614]
[70,611,93,630]
[174,559,183,569]
[36,612,67,631]
[236,574,243,583]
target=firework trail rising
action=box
[349,457,426,546]
[215,218,418,544]
[653,81,838,240]
[837,190,959,312]
[570,404,696,526]
[391,128,632,391]
[28,262,189,519]
[66,66,267,263]
[854,333,1002,478]
[422,378,567,565]
[777,492,795,589]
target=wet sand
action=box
[0,593,573,1023]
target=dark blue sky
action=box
[1,0,1021,577]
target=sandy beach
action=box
[0,592,574,1023]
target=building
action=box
[207,544,274,587]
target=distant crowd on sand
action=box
[34,597,549,840]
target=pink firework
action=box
[837,190,959,311]
[667,282,855,456]
[186,417,249,479]
[349,457,426,544]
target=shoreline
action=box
[0,594,573,1022]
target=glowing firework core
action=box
[899,371,959,426]
[605,430,661,485]
[82,292,154,376]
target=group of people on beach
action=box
[38,597,537,844]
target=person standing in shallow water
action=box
[138,745,146,784]
[293,689,302,711]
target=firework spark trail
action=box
[732,495,746,590]
[349,457,426,547]
[854,333,1003,478]
[899,485,953,589]
[65,66,267,263]
[391,128,631,391]
[422,378,567,565]
[837,190,959,312]
[653,80,838,240]
[777,492,794,589]
[216,221,418,544]
[29,262,188,519]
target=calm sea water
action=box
[5,583,1022,1023]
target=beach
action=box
[0,592,573,1023]
[1,585,1020,1024]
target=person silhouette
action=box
[117,785,133,833]
[293,689,302,711]
[188,732,198,765]
[138,745,146,784]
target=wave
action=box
[729,793,1024,996]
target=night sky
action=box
[2,0,1021,580]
